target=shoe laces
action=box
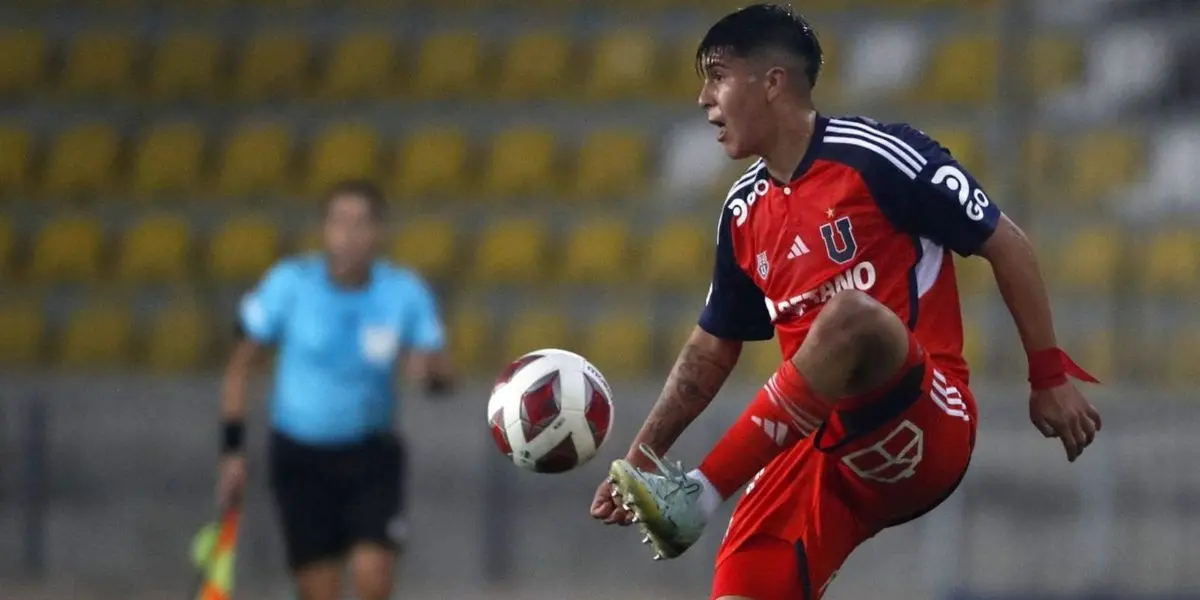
[637,443,688,483]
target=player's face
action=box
[698,55,771,159]
[323,194,379,269]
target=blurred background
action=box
[0,0,1197,598]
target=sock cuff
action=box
[689,468,725,513]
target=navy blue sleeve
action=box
[697,207,774,341]
[828,118,1001,256]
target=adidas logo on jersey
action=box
[786,235,810,259]
[751,416,790,446]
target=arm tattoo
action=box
[632,338,739,459]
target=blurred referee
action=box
[217,180,453,600]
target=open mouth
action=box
[709,119,727,140]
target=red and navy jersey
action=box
[698,115,1000,384]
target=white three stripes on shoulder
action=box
[824,118,927,180]
[726,159,767,201]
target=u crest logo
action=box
[819,216,857,264]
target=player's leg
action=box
[269,433,348,600]
[610,290,913,558]
[699,289,913,498]
[346,434,405,600]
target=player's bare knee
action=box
[819,291,904,362]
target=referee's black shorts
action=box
[268,430,407,570]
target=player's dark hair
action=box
[322,179,386,221]
[696,3,824,88]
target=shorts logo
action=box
[841,420,924,483]
[361,326,399,366]
[756,251,770,280]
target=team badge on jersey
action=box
[756,251,770,280]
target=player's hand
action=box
[217,454,247,510]
[590,478,633,526]
[1029,382,1102,462]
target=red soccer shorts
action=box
[711,337,977,600]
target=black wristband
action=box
[221,421,245,454]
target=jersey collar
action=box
[767,113,829,187]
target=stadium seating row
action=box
[0,214,715,287]
[2,212,1196,293]
[1,298,1194,385]
[0,121,1143,203]
[0,27,1069,105]
[0,121,651,200]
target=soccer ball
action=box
[487,349,614,473]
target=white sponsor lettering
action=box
[764,261,877,322]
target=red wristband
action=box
[1027,347,1099,391]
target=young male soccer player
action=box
[589,5,1103,599]
[217,180,452,600]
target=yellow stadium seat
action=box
[0,216,12,279]
[927,127,986,181]
[586,29,656,100]
[132,122,206,197]
[498,31,571,99]
[59,302,134,369]
[306,123,379,194]
[0,300,43,366]
[953,255,992,300]
[741,340,783,380]
[1026,36,1082,97]
[116,216,191,283]
[0,30,45,97]
[321,33,394,100]
[216,123,293,195]
[659,36,704,103]
[390,216,457,280]
[148,32,221,102]
[1141,229,1199,293]
[208,216,281,283]
[503,309,571,362]
[643,220,711,289]
[1068,131,1141,202]
[448,305,491,374]
[482,127,556,197]
[1023,131,1065,202]
[393,127,469,198]
[30,216,104,283]
[43,123,120,197]
[582,311,651,378]
[921,35,997,106]
[0,125,31,193]
[234,31,310,101]
[573,130,649,198]
[60,31,136,97]
[146,301,211,372]
[660,318,697,368]
[1164,329,1200,386]
[1055,226,1120,292]
[561,217,631,284]
[413,31,479,99]
[471,218,548,285]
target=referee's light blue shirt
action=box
[239,254,446,445]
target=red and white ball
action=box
[487,349,614,473]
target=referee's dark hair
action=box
[322,179,387,222]
[696,3,825,89]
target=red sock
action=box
[698,360,833,499]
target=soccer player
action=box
[217,180,452,600]
[589,5,1103,600]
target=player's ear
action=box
[763,65,788,102]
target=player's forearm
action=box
[625,328,742,470]
[979,215,1057,354]
[220,340,260,423]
